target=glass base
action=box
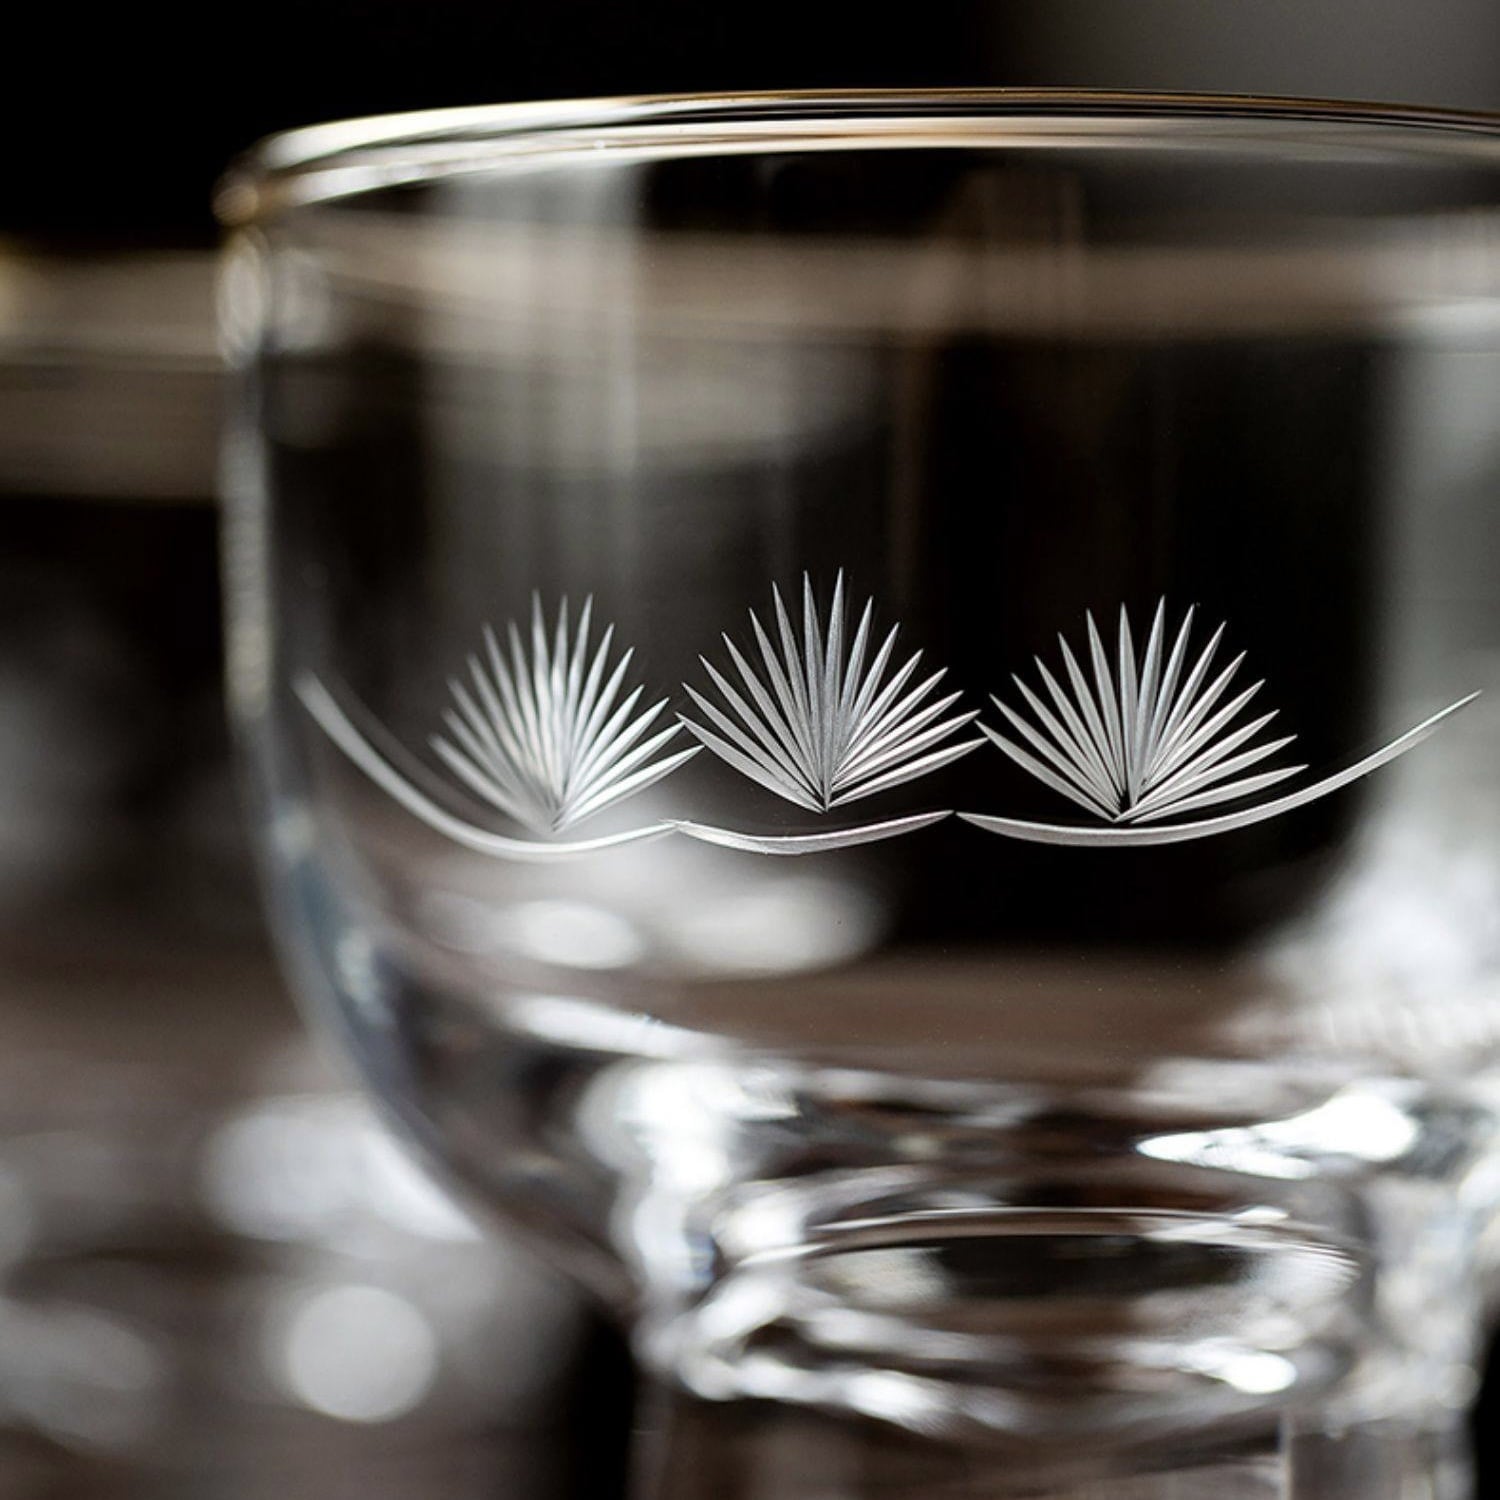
[635,1386,1472,1499]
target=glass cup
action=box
[217,91,1500,1498]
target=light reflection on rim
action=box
[216,88,1500,224]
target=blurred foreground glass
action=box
[218,92,1500,1498]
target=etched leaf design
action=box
[431,595,699,835]
[984,599,1307,825]
[680,572,984,812]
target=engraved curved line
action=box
[958,692,1479,847]
[297,675,675,861]
[671,811,952,855]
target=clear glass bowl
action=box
[220,90,1500,1498]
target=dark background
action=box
[9,0,1500,246]
[1,2,1498,1493]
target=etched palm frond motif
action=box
[963,598,1478,848]
[432,595,699,835]
[680,572,984,815]
[296,596,697,862]
[986,600,1304,825]
[299,582,1477,859]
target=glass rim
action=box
[215,86,1500,225]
